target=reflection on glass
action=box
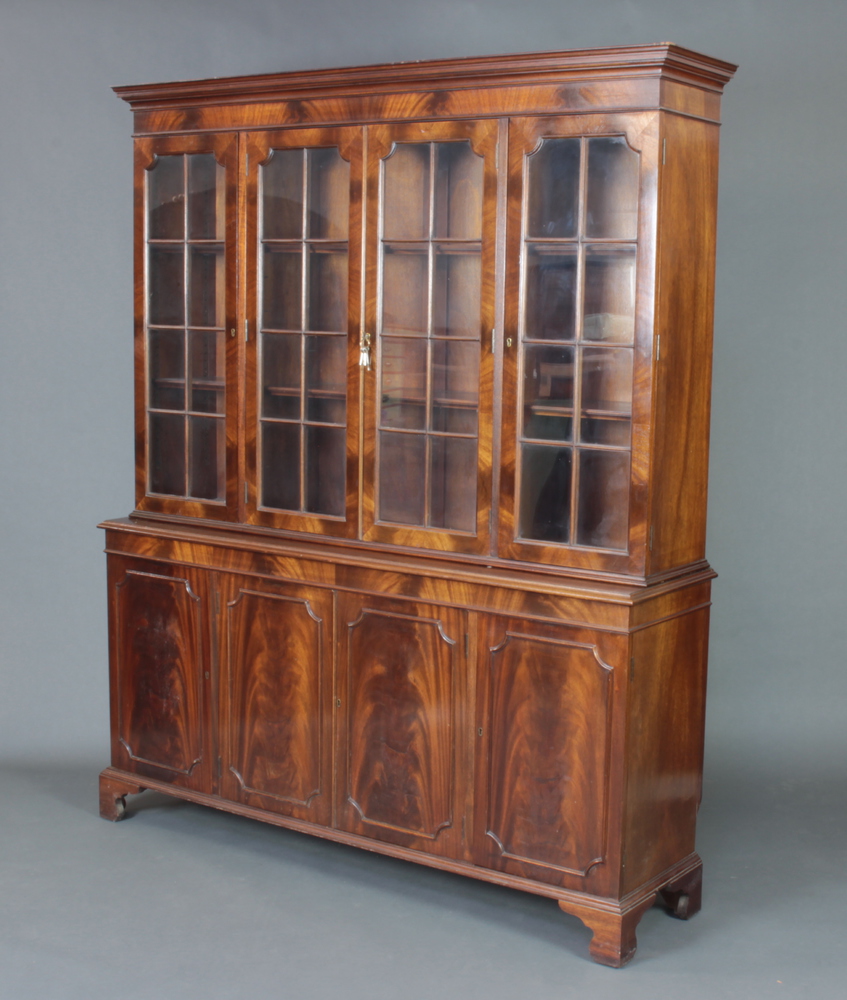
[262,422,300,510]
[188,154,224,240]
[263,246,302,330]
[189,246,225,327]
[519,445,572,543]
[305,334,346,424]
[382,248,428,335]
[149,329,185,411]
[189,416,224,500]
[148,155,184,240]
[149,413,185,496]
[378,431,426,524]
[383,144,430,240]
[434,141,483,239]
[523,345,574,442]
[262,149,303,240]
[580,347,632,415]
[583,247,636,344]
[430,436,477,531]
[189,330,224,414]
[305,425,346,516]
[433,250,480,338]
[577,450,629,548]
[262,333,301,420]
[524,247,577,341]
[307,248,347,332]
[381,337,427,430]
[308,148,349,240]
[527,138,580,239]
[148,246,184,326]
[585,136,639,239]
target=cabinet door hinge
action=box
[629,656,635,681]
[244,481,249,505]
[649,525,654,550]
[216,757,222,780]
[244,319,250,341]
[655,334,661,362]
[662,138,667,165]
[464,632,470,656]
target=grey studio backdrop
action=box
[1,1,845,998]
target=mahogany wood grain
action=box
[108,557,212,790]
[219,579,333,824]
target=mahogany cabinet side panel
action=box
[648,113,721,575]
[108,556,212,791]
[336,594,470,860]
[622,606,710,893]
[219,579,333,825]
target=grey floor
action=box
[2,751,844,1000]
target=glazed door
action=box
[361,119,499,554]
[135,134,239,519]
[218,576,333,826]
[498,114,659,575]
[245,127,363,536]
[336,593,471,860]
[107,556,214,792]
[474,615,625,892]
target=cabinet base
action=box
[98,766,702,966]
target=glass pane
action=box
[262,333,301,420]
[380,337,426,430]
[378,431,426,525]
[305,425,346,516]
[188,416,224,500]
[189,330,224,414]
[583,247,636,344]
[585,136,639,240]
[307,147,349,240]
[576,450,630,549]
[305,334,346,424]
[581,416,631,447]
[433,249,481,338]
[148,246,184,326]
[430,436,477,531]
[526,138,580,239]
[188,154,224,240]
[149,413,185,496]
[149,329,185,411]
[519,445,572,543]
[383,143,430,240]
[261,421,300,510]
[262,148,303,240]
[148,155,184,240]
[580,347,632,416]
[307,248,347,332]
[382,248,428,335]
[431,340,479,434]
[523,345,574,442]
[262,246,302,330]
[524,246,577,341]
[433,141,483,239]
[188,245,225,328]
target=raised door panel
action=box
[498,113,660,576]
[108,557,212,791]
[336,594,469,859]
[220,578,332,825]
[361,118,500,555]
[134,133,240,521]
[244,127,363,537]
[475,616,624,890]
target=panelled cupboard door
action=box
[218,577,333,826]
[498,114,660,576]
[245,128,363,536]
[135,133,240,520]
[107,557,213,792]
[474,615,625,891]
[361,119,499,554]
[336,594,471,860]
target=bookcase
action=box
[99,44,735,966]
